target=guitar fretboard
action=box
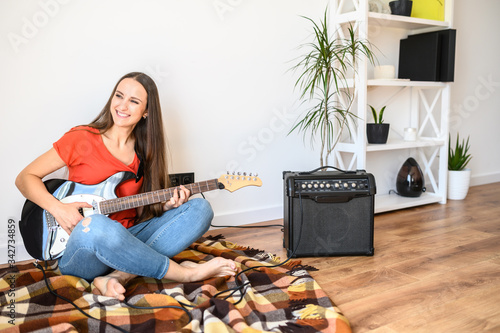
[98,179,220,215]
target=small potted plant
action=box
[367,105,390,144]
[447,133,472,200]
[389,0,413,16]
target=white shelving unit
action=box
[330,0,454,213]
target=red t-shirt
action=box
[53,126,143,228]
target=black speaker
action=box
[398,29,456,82]
[283,170,376,257]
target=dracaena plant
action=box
[448,133,472,171]
[289,7,376,167]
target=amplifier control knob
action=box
[301,184,306,189]
[314,184,318,188]
[320,183,325,188]
[352,183,357,188]
[307,184,312,189]
[334,183,340,189]
[343,183,348,188]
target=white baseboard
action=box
[470,171,500,186]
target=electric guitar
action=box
[20,171,262,261]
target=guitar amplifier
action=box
[283,170,376,257]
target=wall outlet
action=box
[169,172,195,187]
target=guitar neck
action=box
[99,179,220,215]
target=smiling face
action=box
[109,78,148,130]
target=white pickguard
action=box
[47,194,106,259]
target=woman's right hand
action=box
[51,201,93,235]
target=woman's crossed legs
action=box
[58,198,236,300]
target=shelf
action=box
[336,12,450,31]
[367,138,445,152]
[375,192,443,213]
[368,12,450,30]
[367,79,447,88]
[342,79,448,89]
[336,138,445,153]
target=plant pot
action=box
[389,0,413,16]
[447,169,471,200]
[367,123,390,144]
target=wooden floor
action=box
[205,182,500,333]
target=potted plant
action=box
[289,7,376,167]
[366,105,389,144]
[447,133,472,200]
[389,0,413,16]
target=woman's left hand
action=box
[163,185,191,211]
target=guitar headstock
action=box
[218,172,262,192]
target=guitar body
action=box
[20,172,135,260]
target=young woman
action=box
[16,72,236,300]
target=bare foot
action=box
[177,258,237,282]
[92,274,127,301]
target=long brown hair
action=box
[88,72,169,223]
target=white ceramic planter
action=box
[447,169,471,200]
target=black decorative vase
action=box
[389,0,413,16]
[367,123,390,144]
[396,157,426,197]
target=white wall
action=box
[450,0,500,186]
[1,0,499,263]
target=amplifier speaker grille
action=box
[287,195,374,257]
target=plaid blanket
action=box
[0,236,350,332]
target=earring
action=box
[143,114,148,119]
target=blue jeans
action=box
[58,198,213,281]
